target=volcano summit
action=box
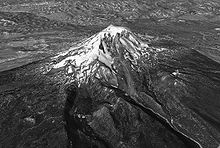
[48,25,148,87]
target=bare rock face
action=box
[45,25,220,148]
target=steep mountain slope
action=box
[46,25,220,148]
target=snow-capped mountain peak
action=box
[48,25,148,85]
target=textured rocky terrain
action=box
[0,0,220,148]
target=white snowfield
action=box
[49,25,148,84]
